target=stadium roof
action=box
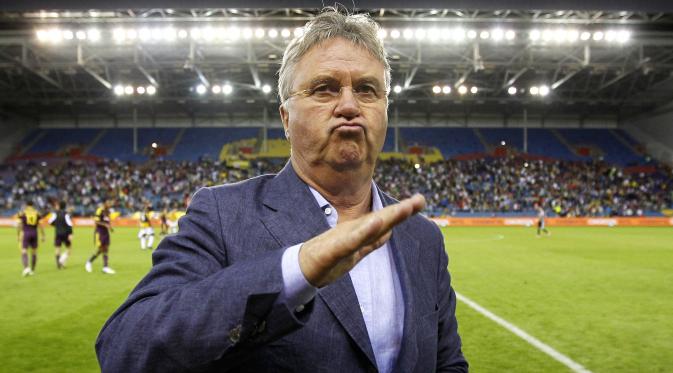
[2,5,673,123]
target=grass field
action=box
[0,226,671,372]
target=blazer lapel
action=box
[381,192,421,373]
[260,162,377,369]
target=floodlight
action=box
[467,30,477,39]
[427,28,440,40]
[293,27,304,38]
[470,86,478,94]
[500,141,506,146]
[281,29,291,38]
[136,86,146,94]
[390,29,401,39]
[268,29,278,38]
[491,28,504,41]
[262,84,272,94]
[146,86,156,95]
[190,28,201,40]
[113,28,126,42]
[177,29,188,39]
[151,28,163,41]
[505,30,515,40]
[87,29,100,42]
[457,85,467,95]
[62,30,74,40]
[75,30,86,40]
[539,85,550,96]
[529,29,541,41]
[593,31,604,41]
[507,86,517,95]
[617,30,630,43]
[452,28,465,41]
[393,85,402,93]
[127,29,137,40]
[139,28,151,41]
[124,85,134,95]
[196,84,207,95]
[580,31,591,41]
[113,85,124,96]
[442,85,451,94]
[432,85,441,94]
[255,28,265,39]
[36,30,48,42]
[605,30,616,42]
[415,29,426,40]
[403,29,413,40]
[480,31,490,39]
[212,85,222,94]
[529,86,539,95]
[377,29,387,39]
[222,84,233,95]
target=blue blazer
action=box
[96,163,468,372]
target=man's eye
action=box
[312,85,339,94]
[356,85,378,95]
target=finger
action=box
[371,194,426,236]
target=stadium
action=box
[1,0,672,372]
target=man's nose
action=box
[333,87,361,119]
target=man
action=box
[138,205,155,250]
[17,200,45,276]
[48,200,74,269]
[85,200,115,274]
[535,203,551,237]
[97,8,467,372]
[159,208,168,235]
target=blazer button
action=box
[229,325,242,344]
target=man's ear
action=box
[279,104,290,139]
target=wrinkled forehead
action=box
[293,38,386,87]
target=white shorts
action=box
[138,227,154,238]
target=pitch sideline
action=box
[456,292,592,373]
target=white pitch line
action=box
[456,292,592,373]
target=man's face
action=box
[280,37,388,173]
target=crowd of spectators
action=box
[1,157,672,217]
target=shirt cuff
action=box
[281,243,318,312]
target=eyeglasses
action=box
[286,82,387,104]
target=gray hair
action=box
[277,7,391,103]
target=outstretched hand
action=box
[298,194,426,288]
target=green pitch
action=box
[0,226,671,372]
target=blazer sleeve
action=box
[96,187,313,372]
[434,223,470,372]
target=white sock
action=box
[140,236,146,249]
[60,252,69,264]
[147,235,154,248]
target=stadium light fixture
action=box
[507,86,517,95]
[124,85,134,95]
[605,30,617,42]
[567,30,579,42]
[442,85,451,94]
[458,85,468,95]
[113,28,125,42]
[222,84,233,95]
[542,29,553,42]
[293,27,304,38]
[451,28,465,42]
[127,29,137,40]
[36,30,49,42]
[479,30,490,40]
[268,29,278,39]
[593,31,604,41]
[415,29,426,40]
[139,28,151,41]
[75,30,86,40]
[377,29,388,40]
[164,27,177,41]
[580,31,591,41]
[529,86,539,95]
[151,142,158,149]
[432,85,441,94]
[113,85,124,96]
[393,85,402,94]
[242,28,253,39]
[428,28,440,41]
[87,29,101,42]
[491,28,504,41]
[529,29,541,41]
[403,29,414,40]
[470,86,478,94]
[62,30,74,40]
[262,84,272,94]
[505,30,516,41]
[203,27,216,42]
[211,85,222,94]
[524,162,529,168]
[617,30,630,43]
[500,141,506,146]
[281,28,291,38]
[136,86,146,95]
[414,163,421,169]
[151,28,163,41]
[229,27,241,40]
[539,85,550,96]
[190,28,201,40]
[255,28,265,39]
[196,84,207,95]
[390,29,401,39]
[177,29,188,39]
[146,86,156,95]
[467,30,477,39]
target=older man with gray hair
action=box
[96,7,467,372]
